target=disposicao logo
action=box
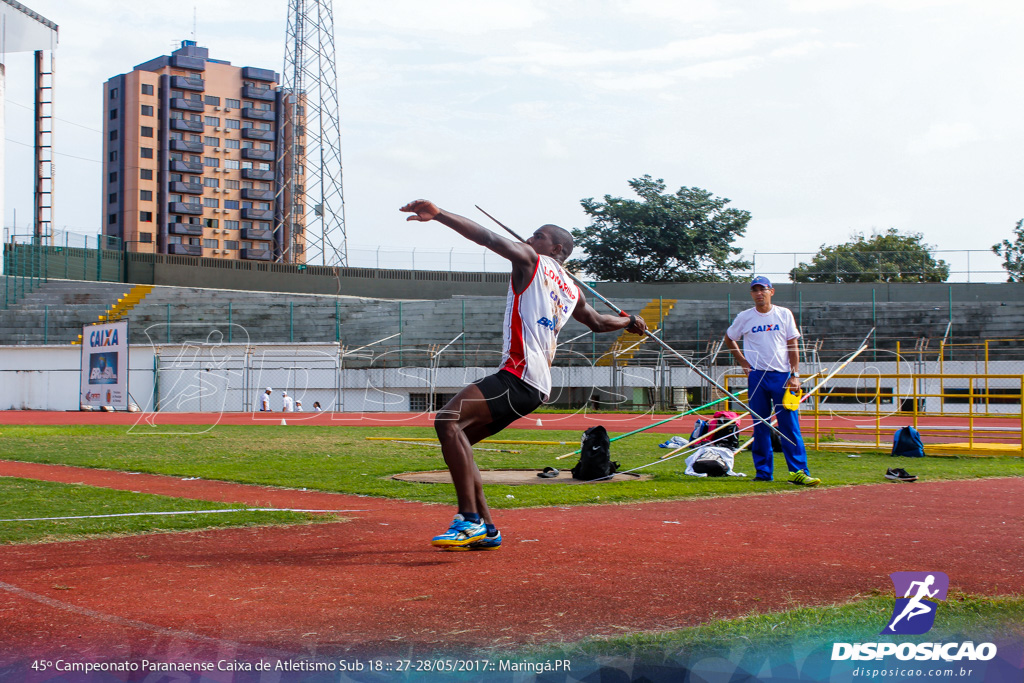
[832,571,998,662]
[883,571,948,635]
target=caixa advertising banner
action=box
[79,320,129,410]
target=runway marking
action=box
[0,579,299,658]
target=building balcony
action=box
[241,227,273,241]
[170,159,203,173]
[168,201,203,216]
[241,128,275,141]
[242,66,277,82]
[170,181,203,195]
[170,55,205,71]
[170,139,204,153]
[169,243,203,256]
[240,248,272,261]
[243,84,276,102]
[241,208,274,221]
[242,148,275,161]
[170,75,205,91]
[241,188,274,201]
[169,223,203,236]
[241,107,275,122]
[170,97,205,112]
[241,168,275,181]
[170,119,204,133]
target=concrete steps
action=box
[2,280,1022,368]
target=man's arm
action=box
[787,337,800,390]
[401,199,536,270]
[724,335,751,376]
[571,290,647,334]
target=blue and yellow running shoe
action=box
[469,530,502,551]
[431,514,487,548]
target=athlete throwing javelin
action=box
[400,199,647,550]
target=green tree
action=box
[992,219,1024,283]
[789,229,949,283]
[568,175,752,282]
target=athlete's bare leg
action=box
[434,383,497,525]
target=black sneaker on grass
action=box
[885,467,918,482]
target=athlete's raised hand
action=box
[400,199,441,222]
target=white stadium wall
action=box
[0,344,1020,415]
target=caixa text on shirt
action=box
[750,324,782,333]
[832,642,997,661]
[89,328,120,347]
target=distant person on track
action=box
[724,276,817,486]
[282,392,294,413]
[400,199,647,550]
[261,387,273,412]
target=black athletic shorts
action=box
[473,369,544,436]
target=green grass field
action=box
[2,423,1022,545]
[0,477,335,545]
[3,424,1022,510]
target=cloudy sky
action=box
[3,0,1023,279]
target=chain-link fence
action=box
[143,336,1024,415]
[2,230,124,309]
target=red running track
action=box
[0,459,1021,665]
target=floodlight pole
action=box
[34,49,54,246]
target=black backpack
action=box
[716,419,741,450]
[572,426,620,481]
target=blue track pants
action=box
[748,370,808,480]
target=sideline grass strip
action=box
[0,478,338,545]
[519,594,1024,662]
[1,425,1023,509]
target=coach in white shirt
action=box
[724,276,816,485]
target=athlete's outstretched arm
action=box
[572,290,647,334]
[401,199,536,269]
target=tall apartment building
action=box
[102,41,305,263]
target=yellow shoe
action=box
[788,471,821,487]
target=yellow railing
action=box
[595,298,676,366]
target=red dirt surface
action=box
[0,457,1022,667]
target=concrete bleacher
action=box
[0,279,130,346]
[3,279,1024,365]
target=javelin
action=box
[365,437,573,445]
[795,328,874,407]
[476,205,793,446]
[657,412,748,460]
[583,420,755,483]
[552,392,749,460]
[553,367,826,460]
[582,335,873,482]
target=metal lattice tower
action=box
[277,0,347,266]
